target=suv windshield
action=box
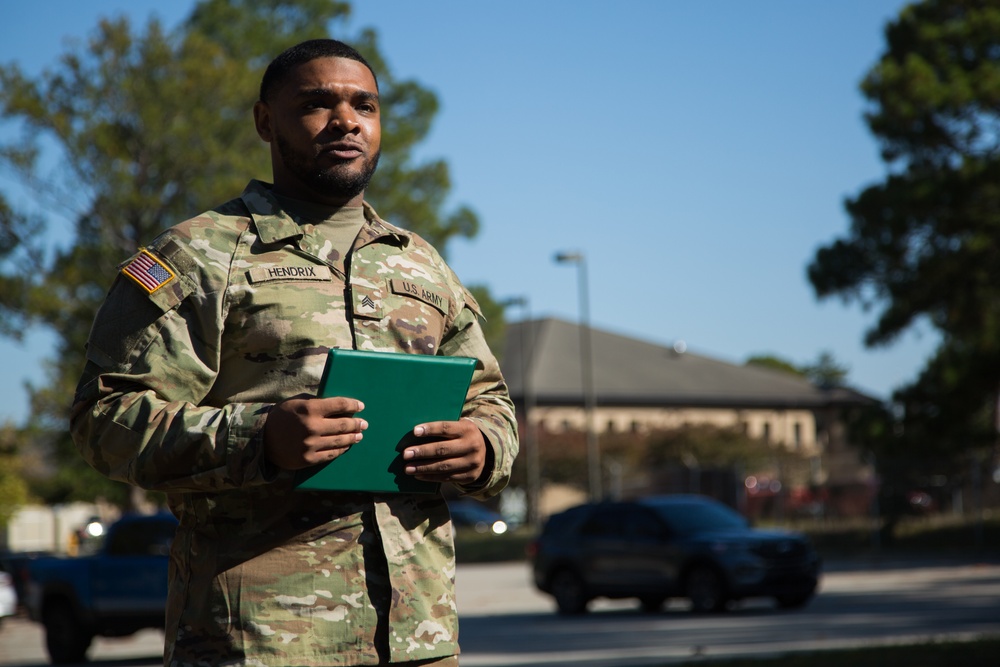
[646,499,748,536]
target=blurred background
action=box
[0,0,998,560]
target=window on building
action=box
[794,422,802,449]
[762,422,771,443]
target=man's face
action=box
[254,57,381,206]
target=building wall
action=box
[531,405,821,457]
[1,503,100,553]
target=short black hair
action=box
[259,39,378,103]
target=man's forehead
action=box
[283,56,378,94]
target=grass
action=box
[670,636,1000,667]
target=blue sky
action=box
[0,0,935,424]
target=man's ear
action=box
[253,101,273,142]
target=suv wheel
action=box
[43,600,93,664]
[549,569,589,614]
[684,565,728,613]
[640,595,667,613]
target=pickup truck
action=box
[24,511,177,664]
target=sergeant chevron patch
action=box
[122,249,176,294]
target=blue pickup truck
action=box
[24,512,177,664]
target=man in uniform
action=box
[70,39,517,667]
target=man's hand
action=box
[402,418,488,485]
[263,395,367,470]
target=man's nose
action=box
[326,106,360,133]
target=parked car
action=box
[529,494,821,614]
[447,500,508,535]
[24,512,177,664]
[0,567,16,625]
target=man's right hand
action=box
[263,396,367,470]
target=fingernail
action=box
[405,466,416,474]
[360,420,368,430]
[403,449,414,459]
[413,425,425,436]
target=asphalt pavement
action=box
[2,556,998,667]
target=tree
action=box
[0,0,489,507]
[745,351,849,388]
[808,0,1000,448]
[0,424,31,527]
[745,354,805,378]
[802,351,850,389]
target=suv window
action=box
[621,505,668,540]
[106,517,177,557]
[650,499,748,536]
[540,505,589,538]
[579,505,623,538]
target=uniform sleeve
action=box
[69,241,276,493]
[437,287,519,500]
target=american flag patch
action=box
[122,249,175,294]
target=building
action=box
[500,318,877,516]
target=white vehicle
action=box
[0,569,16,624]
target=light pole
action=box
[501,296,541,526]
[554,251,601,501]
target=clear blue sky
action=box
[0,0,935,424]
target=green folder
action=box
[295,348,477,493]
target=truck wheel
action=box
[43,600,93,664]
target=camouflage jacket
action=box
[70,180,518,666]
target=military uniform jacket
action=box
[70,180,518,666]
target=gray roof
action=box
[500,318,875,410]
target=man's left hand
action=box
[402,418,487,485]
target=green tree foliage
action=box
[0,0,489,507]
[533,426,811,497]
[644,425,806,474]
[745,355,806,378]
[807,0,1000,521]
[468,285,507,360]
[745,351,849,388]
[0,424,31,527]
[802,351,850,389]
[809,0,1000,353]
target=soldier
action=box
[70,39,517,667]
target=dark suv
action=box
[529,495,820,614]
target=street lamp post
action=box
[554,251,601,501]
[501,296,541,526]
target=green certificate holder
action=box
[295,348,477,494]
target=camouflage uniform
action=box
[70,180,518,666]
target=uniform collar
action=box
[239,179,410,248]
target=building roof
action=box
[500,318,876,410]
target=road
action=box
[1,557,998,666]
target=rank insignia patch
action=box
[122,249,175,294]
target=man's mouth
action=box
[321,142,364,160]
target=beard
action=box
[275,132,380,202]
